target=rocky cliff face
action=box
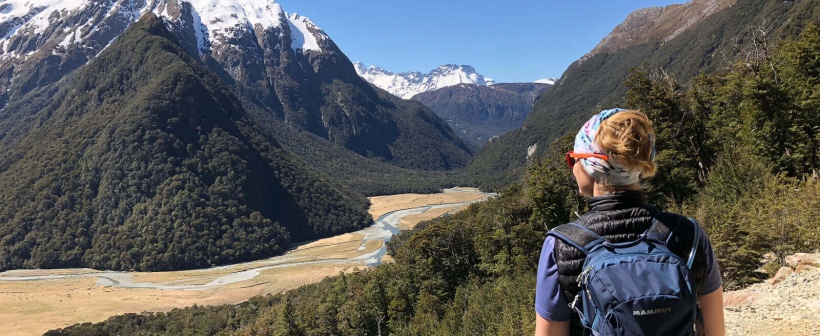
[0,0,330,105]
[724,253,820,335]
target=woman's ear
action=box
[573,162,594,197]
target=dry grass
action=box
[0,188,488,335]
[0,264,357,336]
[397,205,468,230]
[368,188,487,220]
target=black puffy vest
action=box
[553,190,708,336]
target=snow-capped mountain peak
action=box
[181,0,288,53]
[0,0,335,106]
[0,0,327,59]
[355,62,495,99]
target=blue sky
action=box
[277,1,685,83]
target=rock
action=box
[784,253,820,273]
[724,291,754,307]
[725,254,820,336]
[768,267,794,285]
[761,252,778,264]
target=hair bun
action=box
[595,110,657,178]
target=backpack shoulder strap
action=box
[685,218,701,269]
[644,214,681,244]
[646,214,701,269]
[547,222,606,256]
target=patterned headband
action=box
[573,108,655,186]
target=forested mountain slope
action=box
[466,0,820,189]
[0,14,370,272]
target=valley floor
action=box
[0,188,490,336]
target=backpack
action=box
[547,217,701,336]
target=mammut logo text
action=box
[633,308,672,316]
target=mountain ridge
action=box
[581,0,738,62]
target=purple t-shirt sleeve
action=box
[698,228,723,295]
[535,236,572,321]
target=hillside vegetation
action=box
[466,0,820,190]
[48,23,820,335]
[0,15,371,272]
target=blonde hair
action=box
[595,110,657,178]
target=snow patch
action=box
[188,5,208,53]
[0,0,295,56]
[534,78,556,85]
[57,27,79,47]
[0,0,87,36]
[356,63,494,99]
[286,13,321,52]
[186,0,285,33]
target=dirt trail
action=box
[724,253,820,336]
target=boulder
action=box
[767,267,794,285]
[784,253,820,273]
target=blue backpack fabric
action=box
[547,217,701,336]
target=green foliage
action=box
[633,23,820,288]
[50,166,567,335]
[525,134,583,228]
[48,119,820,333]
[776,24,820,174]
[692,147,820,289]
[625,69,712,206]
[247,115,463,196]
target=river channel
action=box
[0,189,491,291]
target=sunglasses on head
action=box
[565,151,609,168]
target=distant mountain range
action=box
[355,63,555,147]
[354,63,495,99]
[355,62,555,99]
[413,82,551,148]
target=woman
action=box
[534,108,725,336]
